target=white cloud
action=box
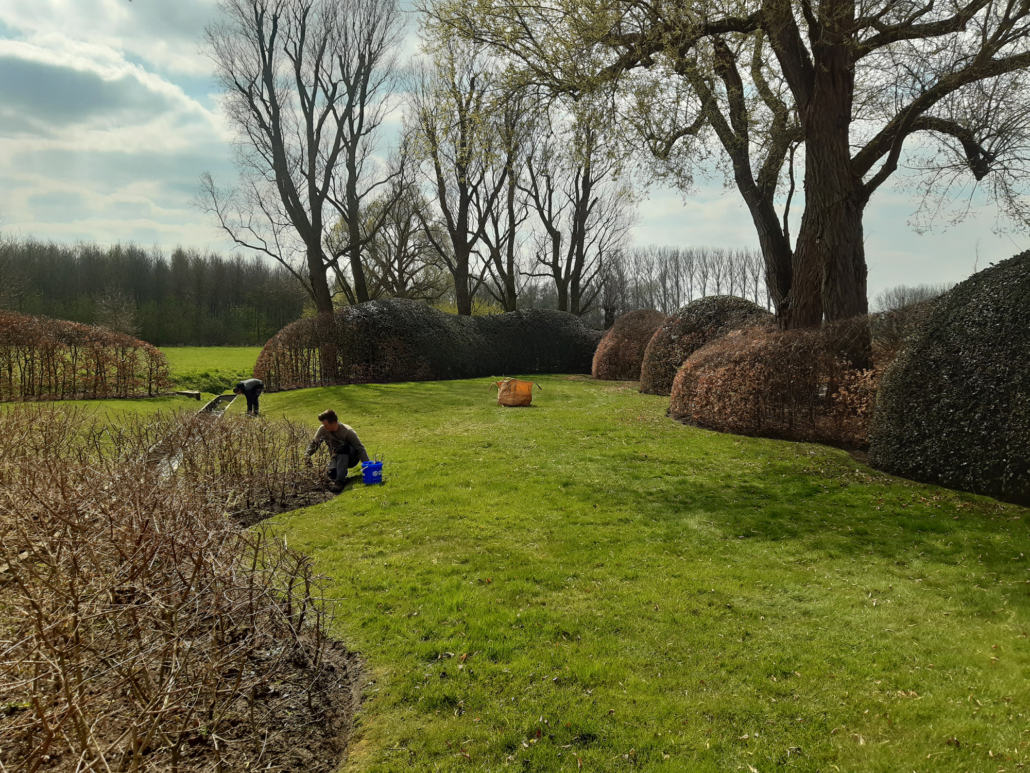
[0,13,236,250]
[0,0,220,76]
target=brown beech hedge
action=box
[639,296,772,396]
[869,251,1030,504]
[255,299,603,390]
[592,309,666,381]
[669,318,879,449]
[0,312,171,401]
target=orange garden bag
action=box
[491,378,541,407]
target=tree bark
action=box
[775,0,868,329]
[308,245,335,314]
[453,255,473,315]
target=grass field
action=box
[237,376,1030,773]
[15,375,1028,771]
[160,346,262,394]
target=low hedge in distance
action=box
[0,311,171,401]
[255,299,603,390]
[670,318,878,449]
[592,309,666,381]
[639,296,772,395]
[869,251,1030,504]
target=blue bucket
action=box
[361,461,384,485]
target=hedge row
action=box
[669,318,878,449]
[0,312,171,401]
[869,251,1030,505]
[640,296,773,396]
[591,309,666,381]
[255,299,603,390]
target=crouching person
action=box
[304,409,370,490]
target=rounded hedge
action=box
[639,296,773,395]
[254,299,603,390]
[669,317,877,449]
[0,312,170,401]
[591,309,666,381]
[869,251,1030,504]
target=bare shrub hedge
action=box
[591,309,666,381]
[0,311,171,401]
[670,318,879,449]
[255,299,603,390]
[0,406,352,773]
[870,251,1030,504]
[639,296,772,396]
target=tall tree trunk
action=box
[453,254,472,315]
[740,191,793,314]
[555,280,569,313]
[781,0,867,329]
[347,164,371,304]
[347,235,370,304]
[501,178,519,311]
[787,89,867,328]
[308,245,335,314]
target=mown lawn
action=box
[240,376,1030,773]
[160,345,262,395]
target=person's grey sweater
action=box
[304,423,370,463]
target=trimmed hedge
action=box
[639,296,772,395]
[0,312,171,401]
[254,299,604,390]
[592,309,666,381]
[869,251,1030,504]
[669,318,878,449]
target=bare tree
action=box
[480,94,534,311]
[873,283,955,312]
[200,0,404,313]
[522,105,634,315]
[407,41,512,315]
[362,174,450,301]
[597,249,630,327]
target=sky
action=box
[0,0,1026,304]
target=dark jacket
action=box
[236,378,263,393]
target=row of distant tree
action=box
[0,240,308,346]
[0,233,785,343]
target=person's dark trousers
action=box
[244,387,262,415]
[327,446,358,481]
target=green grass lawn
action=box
[160,346,262,394]
[237,376,1030,773]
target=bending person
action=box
[233,378,264,416]
[304,409,370,489]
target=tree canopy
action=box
[430,0,1030,327]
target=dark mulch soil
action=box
[171,639,364,773]
[10,638,363,773]
[230,476,359,527]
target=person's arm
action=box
[305,427,325,457]
[344,426,371,463]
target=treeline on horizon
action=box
[0,239,308,346]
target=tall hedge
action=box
[669,318,878,449]
[639,296,772,395]
[254,299,603,390]
[0,312,171,401]
[592,310,666,381]
[869,251,1030,504]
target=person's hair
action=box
[318,409,338,423]
[233,386,241,394]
